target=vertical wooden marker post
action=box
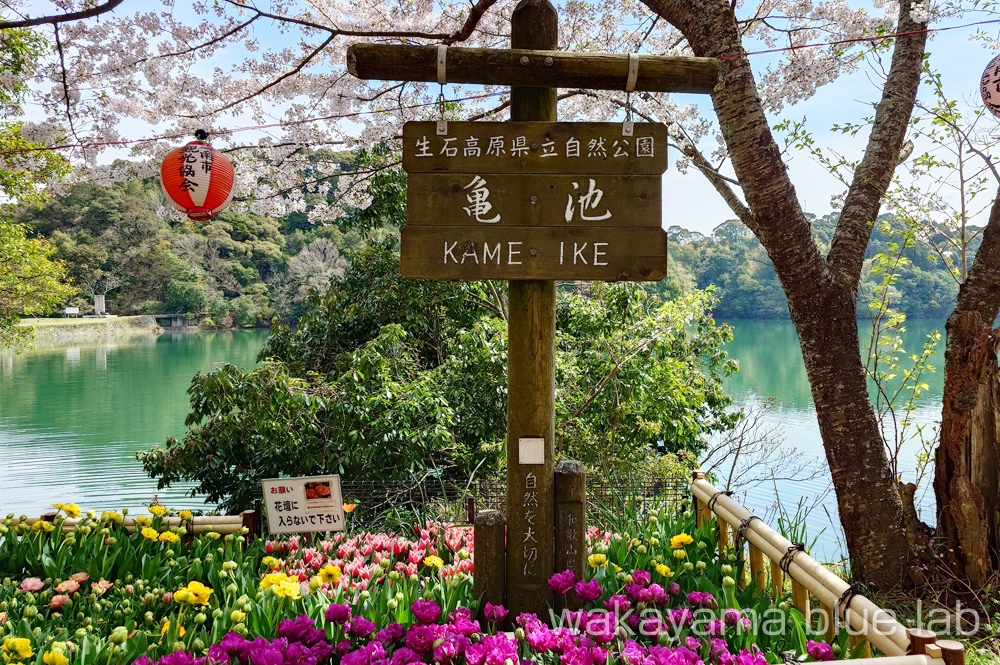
[505,0,558,623]
[347,2,718,624]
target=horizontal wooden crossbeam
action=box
[347,44,720,95]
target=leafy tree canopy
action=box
[139,243,736,511]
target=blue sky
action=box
[12,1,1000,236]
[668,17,1000,235]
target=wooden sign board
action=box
[407,174,661,228]
[403,122,667,175]
[262,475,346,534]
[401,226,667,281]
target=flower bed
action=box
[0,500,867,665]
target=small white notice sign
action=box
[262,475,346,534]
[519,437,545,465]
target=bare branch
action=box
[130,15,261,66]
[53,24,79,143]
[0,0,124,29]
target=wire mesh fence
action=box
[331,475,690,529]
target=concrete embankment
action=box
[18,316,163,343]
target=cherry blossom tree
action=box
[4,0,997,588]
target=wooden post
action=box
[473,510,506,621]
[691,470,708,527]
[717,518,729,557]
[907,629,937,655]
[849,633,872,658]
[791,578,810,620]
[770,558,783,599]
[748,543,766,592]
[504,0,558,624]
[820,604,836,642]
[554,460,586,612]
[936,640,965,665]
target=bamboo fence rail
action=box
[6,508,261,537]
[691,471,965,665]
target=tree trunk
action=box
[791,291,929,587]
[641,0,930,588]
[934,193,1000,587]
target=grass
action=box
[17,316,147,327]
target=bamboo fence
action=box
[691,471,965,665]
[6,506,262,537]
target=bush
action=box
[230,295,259,327]
[132,300,165,315]
[164,280,211,313]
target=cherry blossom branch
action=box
[221,140,346,153]
[187,33,337,116]
[53,24,79,143]
[248,160,401,201]
[129,15,262,66]
[223,0,499,43]
[0,0,124,29]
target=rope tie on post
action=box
[833,584,861,635]
[707,490,733,512]
[735,515,762,552]
[778,542,806,575]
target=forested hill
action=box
[656,213,971,320]
[8,162,967,324]
[6,149,402,327]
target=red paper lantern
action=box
[160,134,235,221]
[981,54,1000,119]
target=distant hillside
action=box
[650,213,968,320]
[5,148,402,327]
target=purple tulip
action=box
[411,599,442,624]
[405,624,438,655]
[603,595,630,615]
[575,579,602,603]
[325,603,352,624]
[377,622,405,645]
[548,569,576,595]
[806,641,834,662]
[390,648,422,665]
[483,602,508,623]
[347,617,376,639]
[631,570,651,588]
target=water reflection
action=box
[0,330,269,516]
[718,318,946,560]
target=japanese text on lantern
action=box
[176,145,214,193]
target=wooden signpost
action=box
[348,0,719,624]
[402,120,668,281]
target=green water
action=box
[719,318,946,558]
[0,330,269,515]
[0,320,946,558]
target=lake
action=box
[0,330,270,515]
[0,319,947,559]
[721,318,946,559]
